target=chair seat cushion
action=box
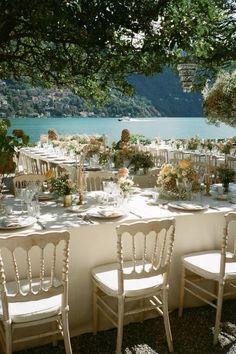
[92,261,164,297]
[182,250,236,280]
[0,277,62,323]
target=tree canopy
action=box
[203,69,236,125]
[0,0,235,102]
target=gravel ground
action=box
[17,299,236,354]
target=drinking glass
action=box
[15,187,26,214]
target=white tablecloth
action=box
[0,191,236,338]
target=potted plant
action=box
[0,118,29,174]
[47,173,77,206]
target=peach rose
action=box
[118,167,129,178]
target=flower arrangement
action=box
[216,164,235,192]
[157,159,200,199]
[112,143,135,168]
[48,173,77,196]
[118,177,134,195]
[98,148,112,165]
[216,139,233,155]
[0,118,29,174]
[201,139,215,151]
[117,168,133,196]
[129,151,155,173]
[186,136,201,150]
[118,167,129,178]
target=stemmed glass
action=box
[15,187,26,214]
[23,188,35,215]
[103,180,116,205]
[184,181,193,200]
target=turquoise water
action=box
[8,116,236,144]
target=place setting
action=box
[0,215,36,230]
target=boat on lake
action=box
[118,116,131,122]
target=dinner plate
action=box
[0,216,36,230]
[87,208,124,219]
[62,160,76,164]
[168,202,208,211]
[66,204,89,213]
[130,187,142,194]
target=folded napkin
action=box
[1,218,21,228]
[98,209,119,217]
[176,203,204,210]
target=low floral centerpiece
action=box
[129,151,155,174]
[216,164,235,192]
[216,139,234,155]
[157,159,200,200]
[48,173,77,206]
[117,167,134,197]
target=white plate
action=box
[168,202,208,211]
[87,208,124,219]
[0,216,36,230]
[130,187,141,194]
[66,204,89,213]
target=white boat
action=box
[118,116,131,122]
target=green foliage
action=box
[203,69,236,125]
[129,134,151,145]
[48,173,77,196]
[0,118,29,153]
[0,1,235,101]
[129,151,155,172]
[0,80,159,117]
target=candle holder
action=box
[75,155,86,205]
[205,155,212,196]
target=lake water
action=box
[9,116,236,144]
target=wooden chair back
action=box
[116,218,176,295]
[85,170,116,191]
[0,231,70,311]
[13,174,46,194]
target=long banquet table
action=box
[1,190,236,342]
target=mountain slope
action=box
[129,69,203,117]
[0,69,203,117]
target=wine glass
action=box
[15,187,26,214]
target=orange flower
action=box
[45,169,55,179]
[118,167,129,178]
[178,159,191,169]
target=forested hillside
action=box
[0,70,203,118]
[130,69,203,117]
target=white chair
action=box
[92,218,176,354]
[85,170,116,191]
[132,168,160,188]
[0,230,72,354]
[12,173,46,195]
[178,212,236,344]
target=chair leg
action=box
[62,311,72,354]
[52,321,58,346]
[214,281,224,345]
[5,323,12,354]
[116,296,125,354]
[162,289,174,353]
[178,265,186,317]
[93,282,98,334]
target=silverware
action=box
[77,214,94,224]
[37,220,46,229]
[209,206,221,211]
[129,211,142,218]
